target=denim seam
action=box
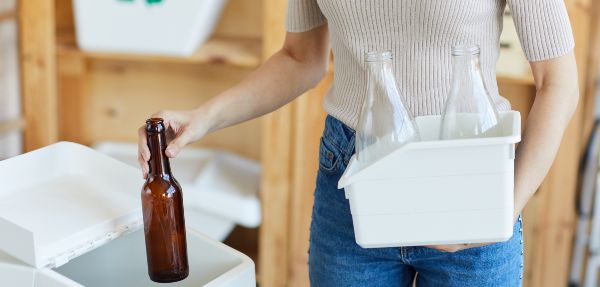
[519,215,524,281]
[319,137,340,175]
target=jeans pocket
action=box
[319,137,339,174]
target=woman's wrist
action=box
[193,99,225,136]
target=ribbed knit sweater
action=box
[286,0,575,129]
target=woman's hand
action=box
[426,243,490,253]
[138,109,209,179]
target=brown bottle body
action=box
[142,118,189,283]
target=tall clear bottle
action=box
[440,45,501,140]
[356,51,420,168]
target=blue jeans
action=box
[308,115,524,287]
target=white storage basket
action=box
[73,0,227,56]
[339,111,521,248]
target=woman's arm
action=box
[513,51,580,219]
[137,25,330,177]
[428,52,579,253]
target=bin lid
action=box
[0,142,143,269]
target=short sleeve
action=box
[507,0,575,62]
[286,0,327,32]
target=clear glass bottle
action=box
[440,45,501,140]
[356,51,420,168]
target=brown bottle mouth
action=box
[146,118,165,133]
[146,118,164,125]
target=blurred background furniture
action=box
[569,121,600,287]
[0,0,22,160]
[11,0,600,286]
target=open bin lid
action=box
[0,142,143,269]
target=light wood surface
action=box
[258,0,291,286]
[56,57,261,159]
[19,0,58,151]
[57,37,262,68]
[497,74,535,87]
[214,0,263,39]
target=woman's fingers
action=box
[425,244,466,253]
[145,109,199,158]
[425,243,488,253]
[138,125,150,179]
[150,110,186,131]
[166,128,193,158]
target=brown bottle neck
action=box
[147,130,172,178]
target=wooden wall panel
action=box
[215,0,263,39]
[259,0,291,286]
[57,60,262,160]
[56,53,87,146]
[19,0,58,151]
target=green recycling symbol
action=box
[119,0,163,5]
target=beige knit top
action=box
[286,0,575,129]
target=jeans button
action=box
[327,151,333,160]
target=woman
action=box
[138,1,578,286]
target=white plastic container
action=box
[338,111,521,248]
[73,0,227,56]
[0,142,255,286]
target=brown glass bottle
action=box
[142,118,189,283]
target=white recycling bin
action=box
[0,142,255,287]
[73,0,227,56]
[339,111,521,248]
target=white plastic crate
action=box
[0,142,255,286]
[73,0,227,56]
[339,111,521,248]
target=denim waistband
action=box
[323,115,356,160]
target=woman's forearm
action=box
[513,52,579,220]
[199,48,327,133]
[196,26,330,135]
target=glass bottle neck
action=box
[147,130,172,178]
[452,53,482,76]
[366,60,393,74]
